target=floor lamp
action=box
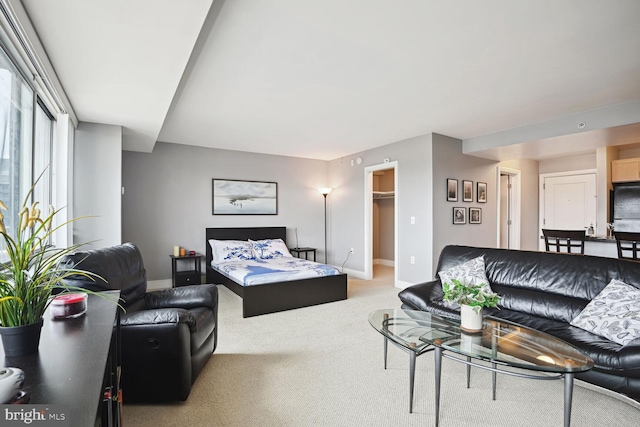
[320,188,332,263]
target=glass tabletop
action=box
[368,309,453,353]
[369,309,593,373]
[418,313,594,374]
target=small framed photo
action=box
[463,180,473,202]
[469,207,482,224]
[447,179,458,202]
[453,207,466,224]
[477,182,487,203]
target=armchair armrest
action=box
[145,284,218,311]
[121,308,196,331]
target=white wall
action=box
[73,122,122,248]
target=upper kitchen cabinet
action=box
[612,158,640,183]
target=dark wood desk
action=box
[0,291,121,426]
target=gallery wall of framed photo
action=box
[446,178,486,225]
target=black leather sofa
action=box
[61,243,218,403]
[398,245,640,401]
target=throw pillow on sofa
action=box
[438,255,492,294]
[570,279,640,346]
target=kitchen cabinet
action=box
[612,158,640,182]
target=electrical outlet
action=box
[410,216,415,225]
[410,256,415,264]
[350,248,354,254]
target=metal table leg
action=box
[409,351,416,413]
[434,347,442,427]
[383,337,388,369]
[564,373,574,427]
[492,362,497,400]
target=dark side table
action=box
[289,247,317,261]
[170,254,202,287]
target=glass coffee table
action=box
[368,309,441,412]
[369,309,594,427]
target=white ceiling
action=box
[19,0,640,161]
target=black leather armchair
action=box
[61,243,218,403]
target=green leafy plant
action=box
[0,176,99,327]
[443,278,500,313]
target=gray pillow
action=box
[570,279,640,346]
[438,256,492,293]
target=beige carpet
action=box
[125,266,640,426]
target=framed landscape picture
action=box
[212,179,278,215]
[469,207,482,224]
[447,178,458,202]
[453,207,466,224]
[463,180,473,202]
[477,182,487,203]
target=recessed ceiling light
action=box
[578,122,586,129]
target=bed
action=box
[205,227,348,317]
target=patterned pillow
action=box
[209,239,255,264]
[250,238,292,259]
[438,256,492,293]
[570,279,640,346]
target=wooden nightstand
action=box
[170,254,202,287]
[289,247,317,261]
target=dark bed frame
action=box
[205,227,348,318]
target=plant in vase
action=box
[442,278,499,332]
[0,180,99,356]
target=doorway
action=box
[497,166,521,249]
[364,162,398,286]
[538,170,596,250]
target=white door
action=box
[541,173,596,248]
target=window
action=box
[0,43,54,258]
[33,99,53,211]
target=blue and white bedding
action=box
[212,257,341,286]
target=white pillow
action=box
[570,279,640,346]
[209,239,255,264]
[438,256,492,293]
[250,238,292,259]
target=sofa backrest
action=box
[61,242,148,308]
[436,245,640,323]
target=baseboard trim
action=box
[147,279,172,291]
[341,267,366,279]
[396,280,414,290]
[373,259,395,267]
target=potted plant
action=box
[442,278,499,332]
[0,179,98,356]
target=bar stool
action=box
[542,229,586,254]
[614,232,640,261]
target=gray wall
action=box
[328,134,432,285]
[374,198,395,262]
[431,134,498,271]
[73,122,122,248]
[539,153,596,174]
[373,170,394,262]
[122,142,328,280]
[499,158,540,250]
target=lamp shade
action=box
[319,187,333,196]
